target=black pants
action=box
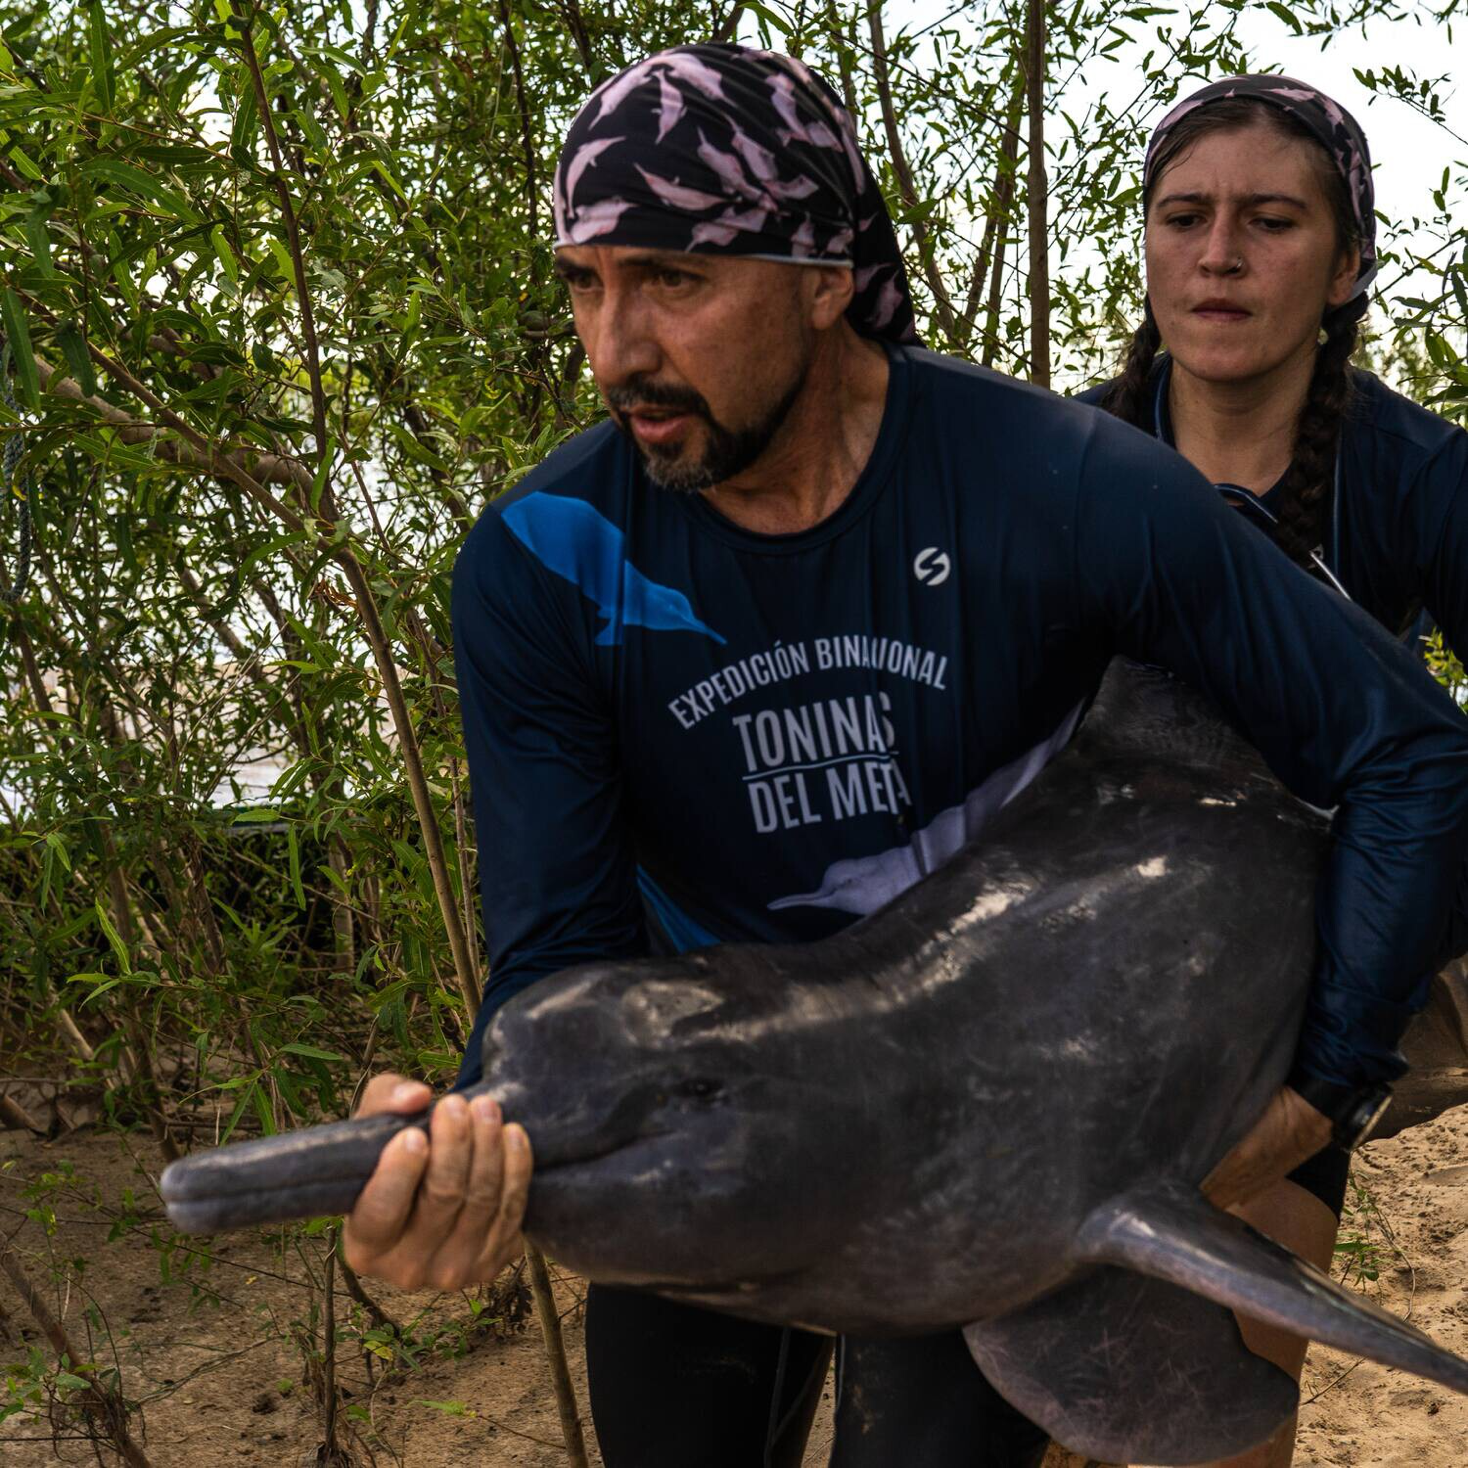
[585,1284,1051,1468]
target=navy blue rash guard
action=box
[451,346,1468,1094]
[1078,359,1468,657]
[1081,358,1468,972]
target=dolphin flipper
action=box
[1076,1178,1468,1395]
[963,1267,1297,1464]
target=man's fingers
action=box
[419,1097,507,1286]
[481,1123,533,1266]
[478,1127,534,1279]
[344,1125,430,1262]
[412,1093,473,1225]
[355,1073,432,1119]
[462,1096,506,1212]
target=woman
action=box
[1083,75,1468,1468]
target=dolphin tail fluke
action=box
[1076,1177,1468,1397]
[159,1100,440,1234]
[965,1265,1296,1464]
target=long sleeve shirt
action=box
[1080,357,1468,967]
[452,346,1468,1092]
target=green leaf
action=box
[742,0,792,35]
[66,972,125,1005]
[0,289,40,410]
[287,826,305,908]
[21,212,53,277]
[5,143,46,183]
[89,1,116,112]
[93,898,132,975]
[81,159,198,222]
[45,831,72,872]
[210,223,240,285]
[230,83,258,163]
[250,1081,277,1135]
[265,234,295,282]
[219,1080,255,1144]
[319,60,350,122]
[1265,1,1303,32]
[278,1042,348,1062]
[56,322,98,397]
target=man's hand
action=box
[1200,1084,1333,1211]
[342,1073,532,1291]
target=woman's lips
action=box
[1191,303,1251,323]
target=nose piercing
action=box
[1226,255,1244,274]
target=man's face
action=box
[555,246,832,491]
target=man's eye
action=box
[1255,217,1295,232]
[1164,213,1200,229]
[654,269,694,287]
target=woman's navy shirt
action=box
[1078,360,1468,659]
[452,346,1468,1093]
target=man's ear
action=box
[806,264,856,330]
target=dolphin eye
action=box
[677,1077,723,1104]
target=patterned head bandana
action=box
[553,43,920,345]
[1144,75,1376,299]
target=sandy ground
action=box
[2,1109,1467,1467]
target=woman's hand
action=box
[341,1074,533,1290]
[1200,1084,1333,1211]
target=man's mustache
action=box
[605,379,714,421]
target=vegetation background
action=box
[0,0,1465,1462]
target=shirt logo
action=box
[913,547,951,587]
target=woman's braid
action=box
[1268,296,1365,565]
[1101,299,1163,431]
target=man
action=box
[341,44,1468,1467]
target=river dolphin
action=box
[159,659,1468,1463]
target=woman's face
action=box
[1144,121,1359,385]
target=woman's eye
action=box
[1164,213,1200,230]
[1255,216,1294,232]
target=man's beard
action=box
[606,364,808,493]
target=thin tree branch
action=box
[25,316,483,1017]
[526,1242,590,1468]
[712,3,745,42]
[960,61,1024,354]
[866,1,958,341]
[0,1092,42,1133]
[498,0,539,238]
[1025,0,1050,386]
[0,1242,156,1468]
[557,0,596,78]
[234,2,332,481]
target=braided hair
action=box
[1102,98,1366,566]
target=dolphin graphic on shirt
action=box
[501,492,726,647]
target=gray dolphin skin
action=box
[160,660,1468,1463]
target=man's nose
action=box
[585,287,662,389]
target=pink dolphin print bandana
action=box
[1145,74,1377,299]
[553,43,920,345]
